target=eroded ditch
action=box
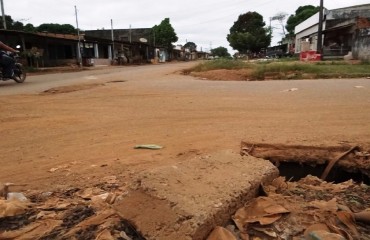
[205,142,370,239]
[240,142,370,184]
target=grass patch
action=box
[187,60,370,80]
[183,59,251,74]
[252,62,370,80]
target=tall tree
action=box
[227,12,271,54]
[0,15,18,30]
[184,42,197,51]
[286,5,319,35]
[36,23,77,34]
[152,18,178,50]
[211,46,230,58]
[24,23,36,33]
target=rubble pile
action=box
[208,175,370,240]
[0,176,145,240]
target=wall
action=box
[294,12,324,53]
[85,29,152,43]
[295,12,320,34]
[327,4,370,20]
[93,58,111,66]
[353,18,370,60]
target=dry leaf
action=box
[0,219,62,239]
[337,211,359,237]
[0,199,30,218]
[233,197,289,226]
[207,226,237,240]
[309,198,338,212]
[95,229,115,240]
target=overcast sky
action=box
[4,0,370,53]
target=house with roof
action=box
[0,29,113,67]
[294,4,370,60]
[85,28,156,64]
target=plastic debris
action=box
[7,192,28,202]
[134,144,163,150]
[282,88,298,92]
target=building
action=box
[0,30,113,67]
[294,4,370,60]
[85,29,155,64]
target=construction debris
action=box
[209,175,370,239]
[0,179,145,240]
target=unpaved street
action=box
[1,62,370,191]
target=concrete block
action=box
[114,150,279,240]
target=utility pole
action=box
[111,19,115,59]
[1,0,7,29]
[317,0,324,57]
[129,24,132,43]
[74,5,82,67]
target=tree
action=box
[0,15,20,30]
[211,47,231,58]
[152,18,178,50]
[227,12,271,54]
[36,23,77,34]
[272,12,288,36]
[24,23,36,33]
[184,42,197,51]
[286,5,319,35]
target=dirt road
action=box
[1,62,370,192]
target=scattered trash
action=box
[210,175,370,239]
[282,88,298,92]
[134,144,163,150]
[7,192,28,202]
[48,162,78,173]
[0,181,144,239]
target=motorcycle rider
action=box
[0,41,18,79]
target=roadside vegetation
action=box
[185,59,370,81]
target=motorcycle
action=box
[0,45,26,83]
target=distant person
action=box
[0,41,18,78]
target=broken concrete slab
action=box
[241,142,370,180]
[114,150,279,240]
